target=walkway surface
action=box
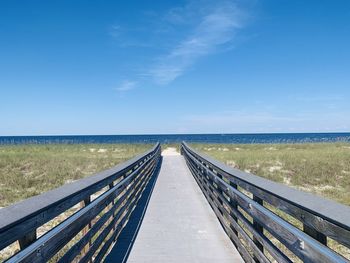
[126,148,243,263]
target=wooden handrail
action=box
[0,143,161,262]
[181,142,350,263]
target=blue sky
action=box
[0,0,349,135]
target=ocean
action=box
[0,133,349,145]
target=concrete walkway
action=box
[126,150,243,262]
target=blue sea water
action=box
[0,133,349,145]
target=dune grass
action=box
[0,143,153,207]
[190,142,350,205]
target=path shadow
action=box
[104,157,162,263]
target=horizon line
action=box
[1,131,349,137]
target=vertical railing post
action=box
[252,195,264,262]
[81,196,91,257]
[303,224,327,245]
[19,230,37,249]
[109,182,117,233]
[213,169,225,217]
[204,165,215,206]
[229,181,238,238]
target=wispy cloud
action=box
[116,80,137,92]
[148,1,247,85]
[110,1,250,87]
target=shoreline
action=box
[1,132,350,145]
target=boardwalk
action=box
[123,148,243,262]
[1,144,349,262]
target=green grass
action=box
[190,142,350,205]
[0,143,153,207]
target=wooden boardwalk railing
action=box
[0,143,161,263]
[181,142,350,263]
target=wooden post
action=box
[304,224,327,245]
[81,196,91,257]
[229,181,239,237]
[252,195,264,262]
[19,230,37,249]
[214,170,225,217]
[109,182,117,233]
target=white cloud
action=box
[149,1,247,85]
[116,80,137,92]
[109,1,250,87]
